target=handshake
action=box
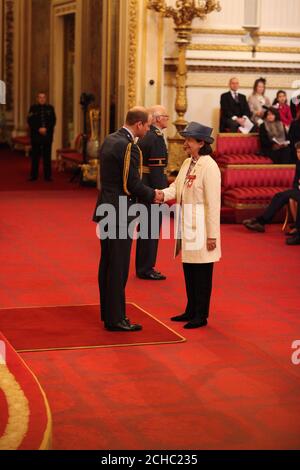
[154,189,165,203]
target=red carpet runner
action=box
[0,304,185,352]
[0,333,51,450]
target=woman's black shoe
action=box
[170,313,192,322]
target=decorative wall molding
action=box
[165,71,300,90]
[53,2,77,16]
[165,64,300,75]
[192,28,300,38]
[127,0,138,109]
[188,44,300,54]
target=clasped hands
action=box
[38,127,47,136]
[154,189,164,203]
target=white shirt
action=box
[122,126,135,142]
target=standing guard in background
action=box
[27,92,56,181]
[136,105,169,280]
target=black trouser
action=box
[269,147,291,164]
[183,263,214,322]
[257,189,300,230]
[30,139,52,179]
[135,202,162,276]
[99,235,133,327]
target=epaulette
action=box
[123,143,143,195]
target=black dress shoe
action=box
[243,219,265,233]
[184,319,208,329]
[285,229,297,237]
[137,270,166,280]
[170,313,192,322]
[286,234,300,245]
[105,319,142,332]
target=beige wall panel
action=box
[261,0,300,32]
[31,0,51,102]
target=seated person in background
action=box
[248,77,271,127]
[220,77,253,132]
[273,90,293,131]
[259,107,291,164]
[291,96,300,119]
[289,107,300,163]
[243,142,300,246]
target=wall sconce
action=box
[242,0,261,57]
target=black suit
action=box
[220,91,251,132]
[27,104,56,179]
[135,125,168,276]
[93,128,155,327]
[288,120,300,163]
[257,161,300,231]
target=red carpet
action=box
[0,304,185,352]
[0,146,94,191]
[1,149,300,449]
[0,333,51,450]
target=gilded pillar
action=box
[13,0,32,135]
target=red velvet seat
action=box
[11,135,31,157]
[217,154,272,165]
[215,133,272,165]
[224,186,291,207]
[221,164,295,222]
[222,165,295,190]
[56,134,83,171]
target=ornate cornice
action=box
[53,2,77,16]
[128,0,138,109]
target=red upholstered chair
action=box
[11,134,31,157]
[215,133,272,165]
[56,134,83,172]
[222,164,296,222]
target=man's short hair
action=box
[295,141,300,150]
[126,107,149,126]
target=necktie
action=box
[234,92,239,103]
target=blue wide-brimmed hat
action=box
[180,122,214,144]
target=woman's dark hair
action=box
[196,140,212,155]
[253,77,266,94]
[264,107,281,121]
[273,90,287,105]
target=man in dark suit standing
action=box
[93,107,158,332]
[220,77,253,132]
[27,92,56,181]
[135,105,169,280]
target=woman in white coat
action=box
[158,122,221,329]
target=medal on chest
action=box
[186,174,196,188]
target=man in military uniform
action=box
[27,92,56,181]
[135,105,169,280]
[93,107,159,332]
